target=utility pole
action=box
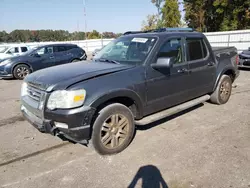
[83,0,88,52]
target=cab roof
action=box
[121,28,205,39]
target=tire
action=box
[91,103,135,155]
[13,64,31,80]
[71,59,80,62]
[210,75,232,105]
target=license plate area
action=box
[21,105,43,125]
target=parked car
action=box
[20,28,239,155]
[238,47,250,68]
[92,45,106,57]
[0,43,87,79]
[0,44,30,60]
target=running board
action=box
[135,95,210,126]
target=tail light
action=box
[236,55,239,65]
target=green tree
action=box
[87,30,100,39]
[213,0,250,31]
[0,31,9,42]
[141,14,158,31]
[184,0,207,31]
[151,0,165,27]
[184,0,250,32]
[161,0,181,27]
[102,32,116,38]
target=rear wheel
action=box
[91,103,135,155]
[13,64,31,80]
[210,75,232,105]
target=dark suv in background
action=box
[0,43,87,79]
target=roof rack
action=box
[123,27,195,35]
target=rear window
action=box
[186,38,208,61]
[55,46,66,52]
[66,45,78,51]
[21,47,28,52]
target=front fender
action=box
[90,89,144,119]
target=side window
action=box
[186,38,208,61]
[58,46,66,52]
[7,47,19,54]
[21,47,28,52]
[158,38,183,64]
[65,46,76,51]
[36,46,54,55]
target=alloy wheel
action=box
[100,114,129,149]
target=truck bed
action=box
[212,47,237,56]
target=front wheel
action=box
[210,75,232,105]
[13,64,31,80]
[91,103,135,155]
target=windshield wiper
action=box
[97,58,120,64]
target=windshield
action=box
[0,46,8,53]
[94,36,157,64]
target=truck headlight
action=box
[21,82,28,97]
[47,89,86,110]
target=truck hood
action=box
[25,61,135,91]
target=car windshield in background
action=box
[94,36,157,64]
[0,46,8,53]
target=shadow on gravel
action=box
[0,115,25,127]
[238,67,250,71]
[231,89,250,95]
[128,165,168,188]
[136,103,204,131]
[0,142,70,167]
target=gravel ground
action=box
[0,70,249,188]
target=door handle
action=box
[49,56,54,59]
[177,68,189,73]
[207,62,215,66]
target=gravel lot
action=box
[0,70,250,188]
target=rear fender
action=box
[213,67,236,91]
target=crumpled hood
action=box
[24,61,135,91]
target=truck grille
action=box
[27,84,43,102]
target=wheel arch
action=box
[90,89,144,120]
[213,68,236,91]
[12,63,33,74]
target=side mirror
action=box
[151,57,175,70]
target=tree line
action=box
[0,30,122,43]
[142,0,250,32]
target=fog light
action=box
[54,122,68,129]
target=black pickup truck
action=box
[20,28,239,155]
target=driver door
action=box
[31,46,55,71]
[145,37,191,115]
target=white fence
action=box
[204,29,250,52]
[1,29,250,53]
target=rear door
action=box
[54,46,73,65]
[184,37,216,96]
